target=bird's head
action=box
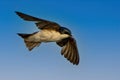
[59,27,72,36]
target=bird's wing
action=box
[57,37,79,65]
[15,11,60,31]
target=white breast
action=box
[33,30,69,42]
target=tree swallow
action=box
[15,11,79,65]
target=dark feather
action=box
[35,21,60,31]
[56,38,69,47]
[15,11,44,21]
[60,37,79,65]
[15,11,60,31]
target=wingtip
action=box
[15,11,19,14]
[73,62,79,65]
[15,11,18,13]
[72,61,79,65]
[75,62,79,65]
[15,11,21,15]
[17,33,23,38]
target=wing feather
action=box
[58,37,79,65]
[15,11,43,21]
[15,11,60,31]
[64,41,71,59]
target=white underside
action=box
[27,30,69,42]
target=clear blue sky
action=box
[0,0,120,80]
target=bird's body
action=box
[25,30,69,42]
[16,11,79,65]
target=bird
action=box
[15,11,79,65]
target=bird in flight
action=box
[15,11,79,65]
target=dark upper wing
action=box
[57,37,79,65]
[15,11,60,31]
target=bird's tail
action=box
[17,33,41,51]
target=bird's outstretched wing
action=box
[57,37,79,65]
[15,11,60,31]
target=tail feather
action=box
[17,33,31,38]
[17,33,41,51]
[25,41,40,51]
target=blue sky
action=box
[0,0,120,80]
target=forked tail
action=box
[17,33,41,51]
